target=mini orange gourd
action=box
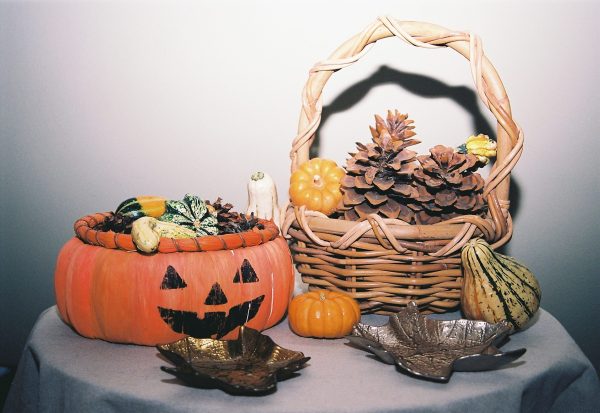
[289,158,345,216]
[288,290,361,338]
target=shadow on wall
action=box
[309,64,522,234]
[311,65,495,155]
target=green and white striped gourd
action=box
[461,238,541,330]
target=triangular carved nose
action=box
[160,266,187,290]
[232,259,259,283]
[204,282,228,305]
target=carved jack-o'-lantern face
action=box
[55,236,294,345]
[158,260,265,339]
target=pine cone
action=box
[98,212,135,234]
[340,110,420,223]
[412,145,486,224]
[206,198,264,234]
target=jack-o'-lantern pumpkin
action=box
[54,213,294,345]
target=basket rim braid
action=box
[75,212,280,253]
[281,17,523,314]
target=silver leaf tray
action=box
[348,302,526,382]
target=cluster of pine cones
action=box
[339,110,486,224]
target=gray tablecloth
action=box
[4,306,600,413]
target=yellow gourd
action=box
[131,217,196,253]
[463,134,497,164]
[289,158,345,215]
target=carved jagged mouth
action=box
[158,295,265,339]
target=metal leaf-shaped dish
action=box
[157,326,310,395]
[348,302,526,382]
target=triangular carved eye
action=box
[232,259,259,283]
[204,282,228,305]
[160,266,187,290]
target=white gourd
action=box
[246,171,281,228]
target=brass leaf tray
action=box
[157,326,310,395]
[348,302,526,382]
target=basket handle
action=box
[290,17,523,206]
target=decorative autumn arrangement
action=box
[54,177,295,346]
[281,18,524,317]
[288,290,361,338]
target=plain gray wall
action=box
[1,0,599,376]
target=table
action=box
[4,306,600,413]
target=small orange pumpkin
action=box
[289,158,345,215]
[288,290,361,338]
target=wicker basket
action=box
[281,17,523,314]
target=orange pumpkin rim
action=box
[74,212,280,253]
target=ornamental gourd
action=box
[131,217,197,253]
[159,194,218,236]
[55,234,294,345]
[289,158,345,216]
[116,196,167,219]
[247,171,281,228]
[461,238,541,330]
[288,290,361,338]
[457,134,497,165]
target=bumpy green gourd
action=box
[461,238,541,330]
[159,194,218,237]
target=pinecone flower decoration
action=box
[412,145,486,224]
[341,110,420,223]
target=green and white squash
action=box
[461,238,541,330]
[158,194,218,237]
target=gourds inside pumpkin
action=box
[55,231,294,345]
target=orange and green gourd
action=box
[116,196,167,219]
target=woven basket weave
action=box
[281,17,523,314]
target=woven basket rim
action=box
[287,209,495,238]
[74,212,280,253]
